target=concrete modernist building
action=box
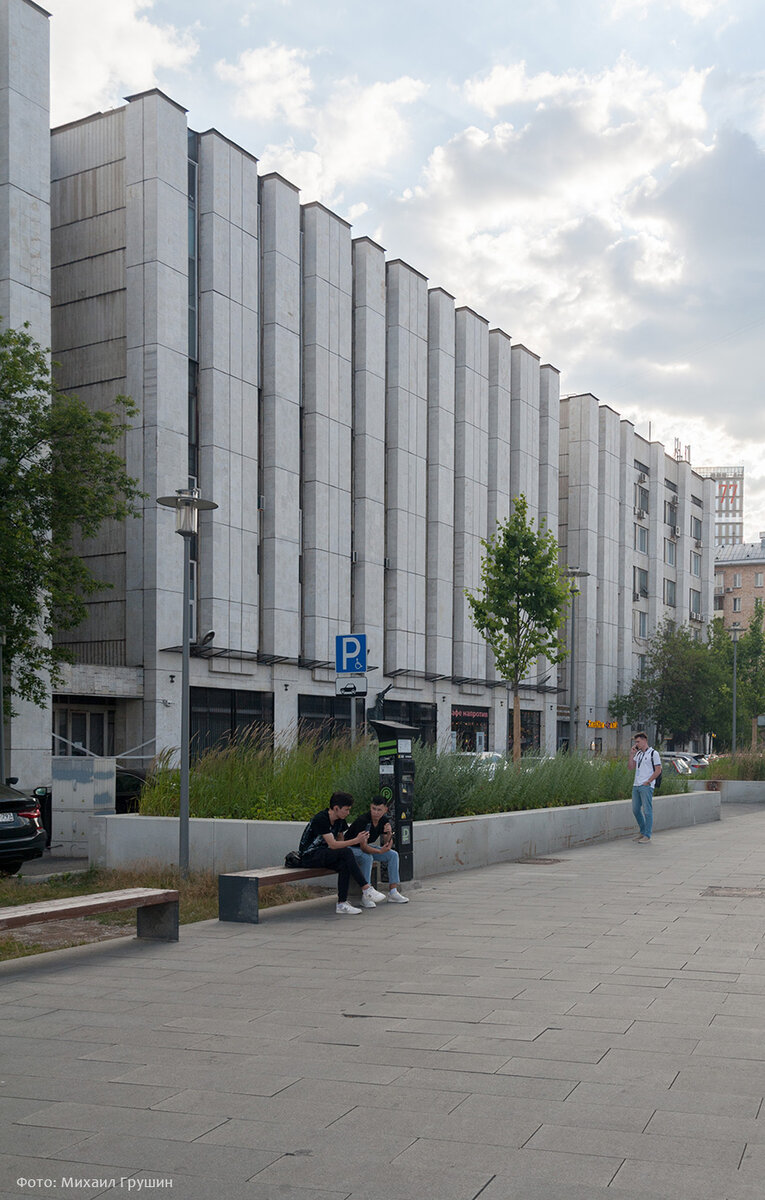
[2,2,718,781]
[559,395,715,751]
[0,0,52,786]
[45,87,563,765]
[714,537,765,631]
[697,465,745,547]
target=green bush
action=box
[139,734,686,823]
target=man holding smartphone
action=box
[629,731,661,843]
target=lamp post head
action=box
[731,623,742,645]
[157,487,217,537]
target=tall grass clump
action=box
[699,754,765,781]
[139,731,686,823]
[140,723,380,821]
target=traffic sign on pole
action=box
[335,634,367,674]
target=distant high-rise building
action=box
[696,466,744,546]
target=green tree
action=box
[707,604,765,751]
[0,322,143,711]
[466,494,574,762]
[610,619,723,745]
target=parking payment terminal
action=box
[369,720,417,882]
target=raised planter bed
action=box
[89,790,720,878]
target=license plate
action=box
[0,812,15,823]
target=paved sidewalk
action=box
[3,806,765,1200]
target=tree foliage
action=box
[0,323,143,710]
[466,494,574,761]
[610,619,722,745]
[706,602,765,751]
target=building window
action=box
[638,654,647,678]
[690,552,701,578]
[733,597,742,613]
[691,515,702,541]
[756,573,764,588]
[733,572,742,587]
[665,538,676,566]
[714,594,724,611]
[635,484,649,513]
[635,610,648,639]
[634,566,649,598]
[664,500,678,525]
[664,578,676,607]
[635,524,648,553]
[191,688,274,757]
[690,589,701,617]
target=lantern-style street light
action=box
[157,488,217,876]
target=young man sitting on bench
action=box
[299,792,387,915]
[344,795,409,904]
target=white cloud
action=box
[255,74,427,202]
[215,43,314,125]
[608,0,730,20]
[47,0,198,125]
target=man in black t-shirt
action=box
[344,796,409,904]
[299,792,387,915]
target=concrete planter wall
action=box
[89,790,720,878]
[688,779,765,803]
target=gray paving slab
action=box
[6,805,765,1198]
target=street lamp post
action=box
[731,622,741,759]
[566,569,590,751]
[157,488,217,876]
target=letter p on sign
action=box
[336,634,367,674]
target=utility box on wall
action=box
[52,758,116,857]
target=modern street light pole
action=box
[731,622,741,759]
[566,569,590,751]
[157,488,217,877]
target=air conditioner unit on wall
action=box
[633,591,640,601]
[673,526,681,537]
[638,473,647,483]
[695,539,702,549]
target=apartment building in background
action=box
[714,537,765,631]
[697,465,744,547]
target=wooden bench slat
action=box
[226,867,334,884]
[0,888,179,932]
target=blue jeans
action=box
[351,846,400,886]
[632,784,654,838]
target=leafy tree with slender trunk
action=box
[610,618,723,745]
[0,322,143,713]
[466,494,574,762]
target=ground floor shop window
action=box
[297,694,354,743]
[190,687,274,756]
[451,706,490,752]
[507,709,541,756]
[378,700,437,747]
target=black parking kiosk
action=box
[369,719,416,883]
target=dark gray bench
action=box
[0,888,180,941]
[218,865,334,924]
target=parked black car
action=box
[0,783,47,874]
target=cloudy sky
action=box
[46,0,765,537]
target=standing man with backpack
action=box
[629,731,662,844]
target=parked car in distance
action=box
[670,752,709,771]
[455,751,507,777]
[663,754,694,776]
[0,782,47,874]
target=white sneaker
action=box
[360,892,377,908]
[387,890,409,904]
[336,901,362,915]
[366,887,387,903]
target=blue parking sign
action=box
[336,634,367,674]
